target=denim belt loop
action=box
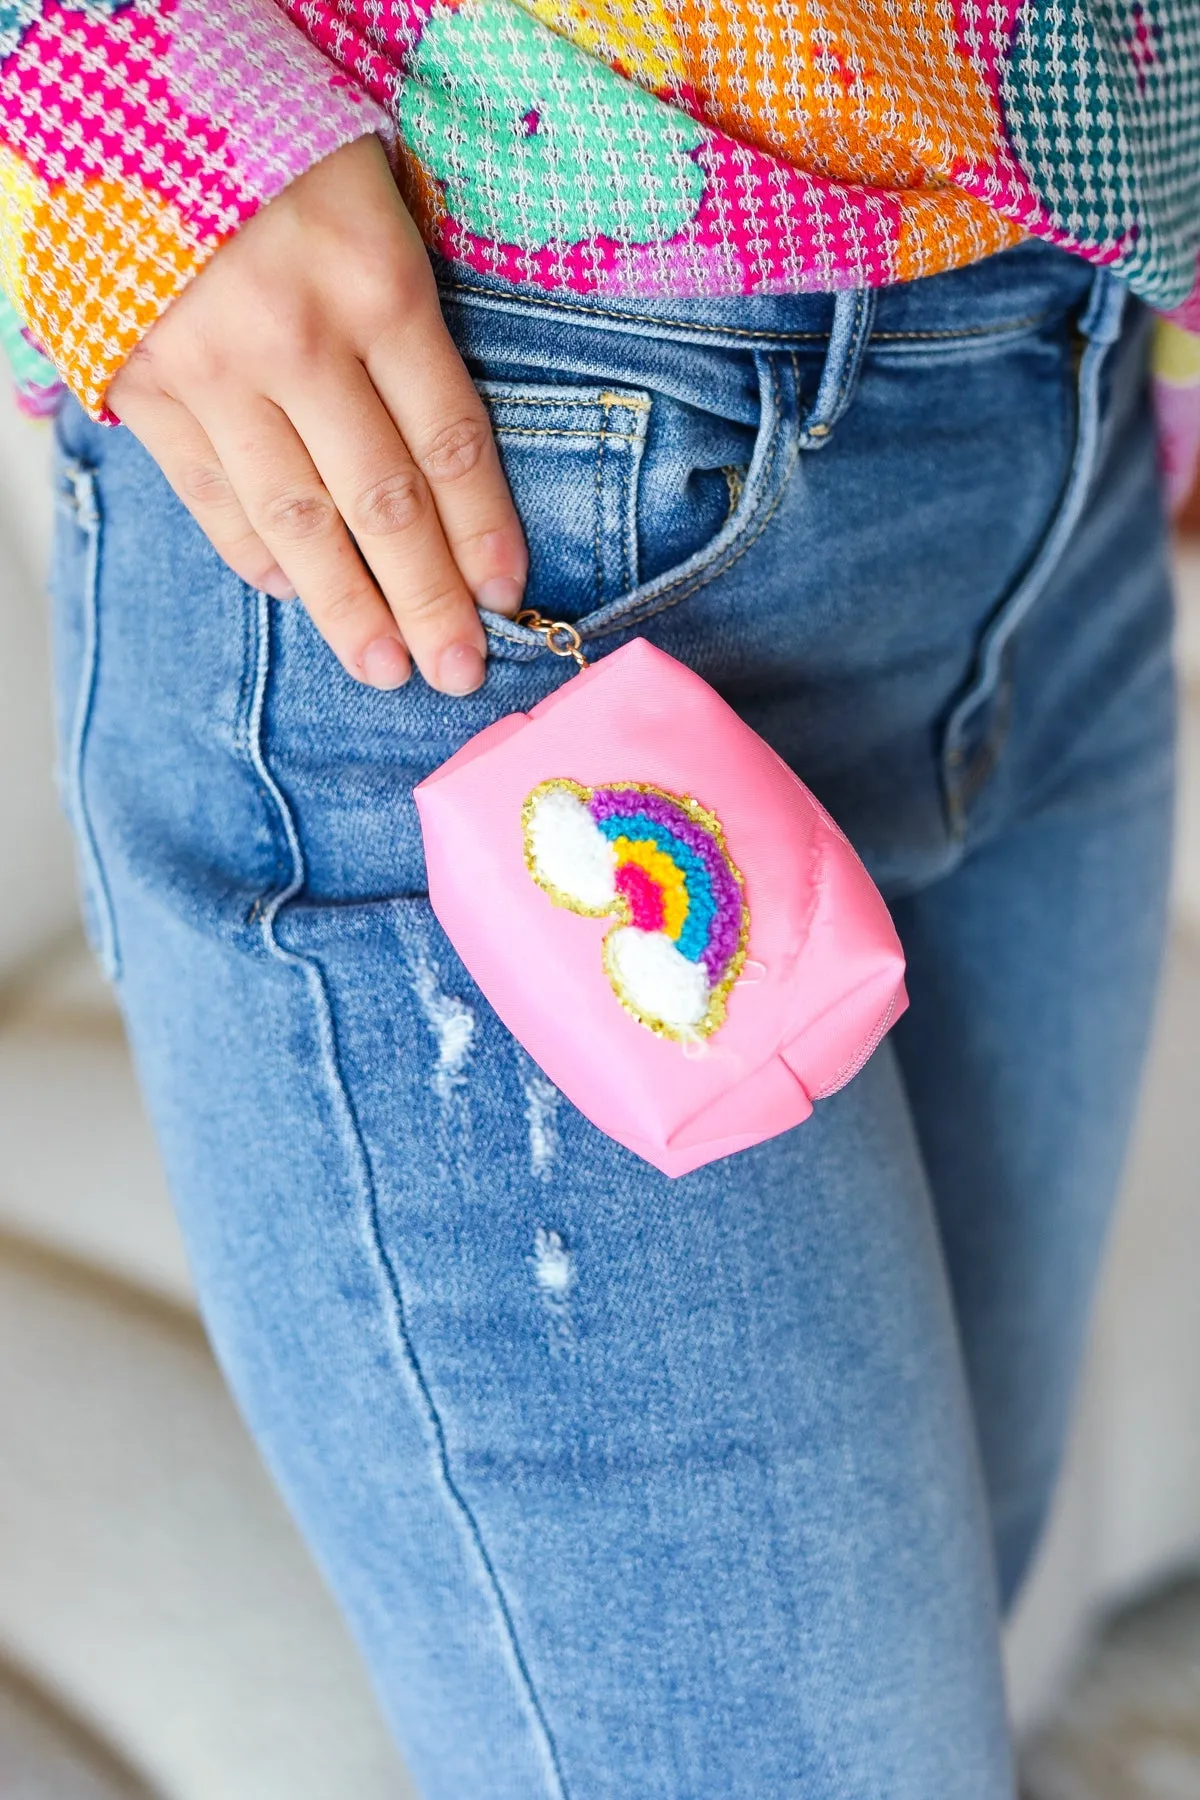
[798,286,878,449]
[1078,264,1129,347]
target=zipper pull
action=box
[516,609,589,670]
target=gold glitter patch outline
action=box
[521,777,750,1043]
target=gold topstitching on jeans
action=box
[492,425,641,439]
[593,406,606,601]
[597,390,652,410]
[483,391,649,408]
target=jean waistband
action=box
[431,237,1108,354]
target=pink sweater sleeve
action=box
[0,0,393,417]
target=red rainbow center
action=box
[615,862,666,932]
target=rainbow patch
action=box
[522,778,749,1042]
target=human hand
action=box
[108,134,527,695]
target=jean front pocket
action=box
[440,276,803,661]
[481,380,651,619]
[481,350,800,659]
[49,447,121,981]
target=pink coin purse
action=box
[414,631,907,1177]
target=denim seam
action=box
[601,393,647,594]
[495,397,634,408]
[438,276,1053,346]
[592,408,606,603]
[495,397,606,407]
[600,398,626,593]
[954,657,1017,818]
[942,271,1127,836]
[615,407,631,592]
[480,386,651,411]
[621,397,648,590]
[236,587,290,929]
[61,458,121,982]
[869,316,1048,342]
[242,593,569,1800]
[494,425,642,440]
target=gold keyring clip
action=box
[516,609,589,670]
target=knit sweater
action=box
[2,0,1199,498]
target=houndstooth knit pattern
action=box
[0,0,389,414]
[1,0,1198,466]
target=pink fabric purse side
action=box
[414,639,906,1176]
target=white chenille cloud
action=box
[603,926,711,1030]
[524,785,616,910]
[522,778,748,1043]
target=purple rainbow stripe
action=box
[587,786,743,984]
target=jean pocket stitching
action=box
[490,423,643,440]
[565,347,796,640]
[481,379,650,616]
[478,354,792,657]
[597,392,644,599]
[592,418,604,605]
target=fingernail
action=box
[476,576,524,617]
[260,572,297,601]
[361,635,410,690]
[438,641,486,695]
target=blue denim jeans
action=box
[50,239,1175,1800]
